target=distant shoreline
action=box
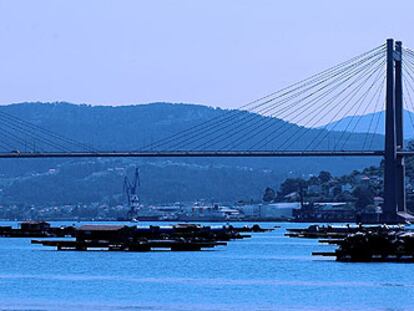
[0,218,354,224]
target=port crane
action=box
[123,167,141,219]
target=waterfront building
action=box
[294,202,356,222]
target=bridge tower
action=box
[383,38,407,222]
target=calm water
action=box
[0,221,414,310]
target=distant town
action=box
[1,154,413,223]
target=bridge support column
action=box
[395,41,406,215]
[382,39,406,223]
[383,39,398,222]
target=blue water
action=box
[0,221,414,310]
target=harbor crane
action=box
[123,167,141,220]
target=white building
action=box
[236,202,300,220]
[259,202,301,219]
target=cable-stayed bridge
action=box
[1,38,414,222]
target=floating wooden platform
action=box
[313,230,414,262]
[0,222,269,239]
[29,223,273,252]
[0,221,75,238]
[32,239,226,252]
[286,224,406,239]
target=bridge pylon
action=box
[382,39,411,223]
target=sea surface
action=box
[0,221,414,310]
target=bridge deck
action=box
[0,150,389,158]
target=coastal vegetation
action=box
[268,142,414,213]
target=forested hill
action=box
[0,102,384,151]
[0,102,383,205]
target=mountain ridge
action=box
[319,110,414,138]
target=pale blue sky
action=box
[0,0,412,108]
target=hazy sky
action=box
[0,0,413,108]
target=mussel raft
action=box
[287,224,414,262]
[30,223,274,252]
[313,230,414,262]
